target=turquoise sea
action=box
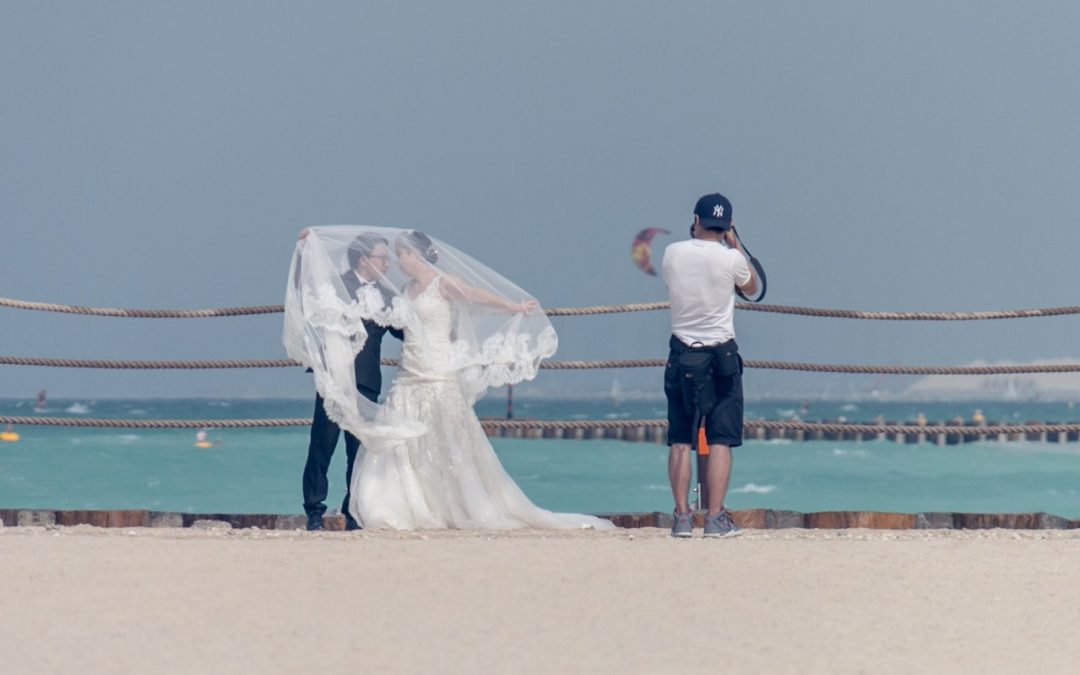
[3,398,1080,518]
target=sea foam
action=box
[732,483,777,494]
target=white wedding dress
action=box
[349,276,614,531]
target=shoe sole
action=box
[671,531,693,538]
[703,530,741,538]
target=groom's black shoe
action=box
[306,513,324,531]
[345,515,362,531]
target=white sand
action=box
[3,526,1080,675]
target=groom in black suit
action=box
[302,232,403,531]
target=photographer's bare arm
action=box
[725,226,757,297]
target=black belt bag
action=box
[676,339,739,417]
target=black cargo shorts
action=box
[663,335,744,447]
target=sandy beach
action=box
[2,525,1079,674]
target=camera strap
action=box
[733,229,767,303]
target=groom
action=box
[301,232,403,531]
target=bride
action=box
[283,227,614,531]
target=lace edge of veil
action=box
[453,326,558,401]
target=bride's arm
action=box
[440,274,538,314]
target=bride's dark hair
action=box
[401,230,438,263]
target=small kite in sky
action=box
[630,227,670,276]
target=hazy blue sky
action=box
[2,1,1079,399]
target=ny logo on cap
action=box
[713,204,724,218]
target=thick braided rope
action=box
[0,356,301,369]
[544,301,671,316]
[0,416,310,428]
[6,294,1080,321]
[744,361,1080,375]
[741,420,1080,435]
[0,297,284,318]
[731,303,1080,321]
[5,354,1080,376]
[478,420,1080,435]
[542,360,1080,375]
[4,416,1080,435]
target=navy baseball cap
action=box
[693,193,733,230]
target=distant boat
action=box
[33,389,47,412]
[610,378,623,407]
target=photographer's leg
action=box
[706,444,732,516]
[668,443,693,514]
[706,366,742,516]
[663,345,694,516]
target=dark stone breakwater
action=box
[480,419,1080,445]
[3,508,1078,530]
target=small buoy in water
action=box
[193,428,214,448]
[1,425,19,442]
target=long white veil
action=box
[282,226,557,443]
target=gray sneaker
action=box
[671,510,693,538]
[704,509,741,538]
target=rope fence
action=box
[0,416,309,429]
[4,354,1080,376]
[4,415,1080,437]
[6,295,1080,321]
[0,297,285,318]
[6,293,1080,444]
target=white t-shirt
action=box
[661,239,752,346]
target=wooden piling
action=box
[946,420,962,445]
[474,418,1080,446]
[1026,421,1044,442]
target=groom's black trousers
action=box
[302,387,377,519]
[300,304,399,520]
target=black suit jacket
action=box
[340,271,403,401]
[302,269,403,402]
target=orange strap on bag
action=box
[697,426,709,456]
